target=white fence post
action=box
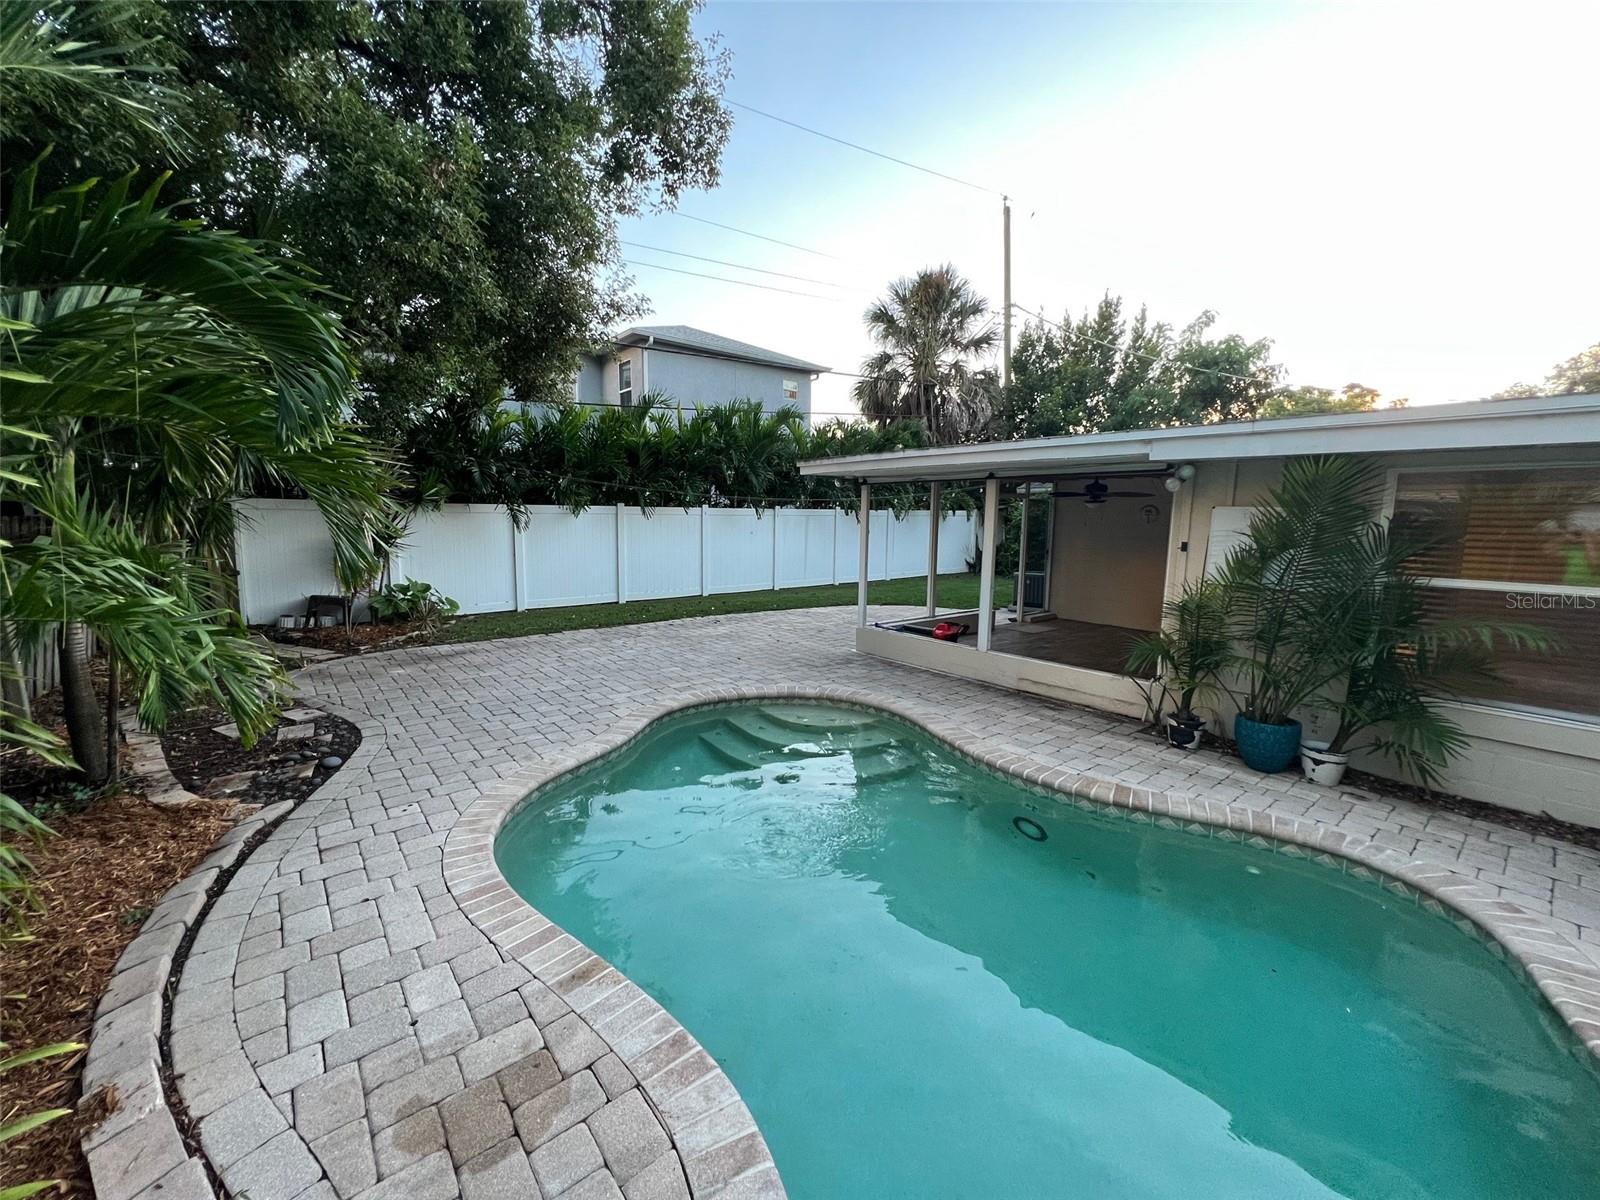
[699,506,709,596]
[510,509,526,612]
[616,503,627,604]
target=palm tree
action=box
[853,265,999,445]
[1,163,393,783]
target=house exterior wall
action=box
[860,443,1600,827]
[642,351,813,423]
[573,356,605,404]
[1169,447,1600,827]
[1047,486,1173,631]
[571,347,814,420]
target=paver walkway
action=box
[168,607,1600,1200]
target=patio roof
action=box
[798,392,1600,481]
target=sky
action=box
[615,1,1600,420]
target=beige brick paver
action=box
[167,606,1600,1200]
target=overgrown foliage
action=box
[394,397,952,516]
[1,163,393,783]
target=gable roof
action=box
[617,325,828,373]
[798,393,1600,482]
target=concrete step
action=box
[698,726,769,771]
[853,747,916,784]
[761,705,880,735]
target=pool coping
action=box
[443,684,1600,1197]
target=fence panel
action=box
[234,499,344,626]
[774,508,836,588]
[937,513,975,572]
[396,505,516,615]
[621,507,701,601]
[705,509,775,595]
[520,506,619,607]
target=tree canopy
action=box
[994,295,1284,439]
[4,0,732,439]
[1493,342,1600,399]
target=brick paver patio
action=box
[143,607,1600,1200]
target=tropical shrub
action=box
[1216,457,1386,726]
[1126,578,1231,725]
[1216,456,1553,785]
[393,397,951,517]
[369,580,460,626]
[0,164,392,782]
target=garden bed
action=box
[0,795,239,1198]
[266,619,434,656]
[158,705,361,805]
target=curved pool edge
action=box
[443,685,1600,1197]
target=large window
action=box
[618,359,633,407]
[1389,466,1600,721]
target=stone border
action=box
[444,684,1600,1199]
[81,797,295,1200]
[122,709,204,807]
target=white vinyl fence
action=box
[234,499,976,625]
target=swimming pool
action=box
[494,701,1600,1198]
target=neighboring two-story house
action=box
[571,325,828,424]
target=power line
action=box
[623,260,840,302]
[727,99,1006,198]
[619,241,844,289]
[671,212,837,259]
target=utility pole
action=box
[1002,195,1012,392]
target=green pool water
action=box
[494,702,1600,1199]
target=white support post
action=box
[977,477,999,650]
[925,481,942,616]
[856,483,872,627]
[1015,481,1030,618]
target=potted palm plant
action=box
[1302,521,1554,788]
[1127,579,1230,751]
[1218,457,1387,774]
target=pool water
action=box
[495,703,1600,1199]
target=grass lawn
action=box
[435,572,1014,645]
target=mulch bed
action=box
[268,619,434,656]
[158,706,361,807]
[2,685,363,1196]
[1,795,240,1198]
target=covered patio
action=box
[797,395,1600,825]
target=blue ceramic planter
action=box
[1234,714,1303,774]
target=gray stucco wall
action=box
[572,348,814,422]
[644,351,812,422]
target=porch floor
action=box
[956,616,1154,676]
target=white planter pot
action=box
[1165,715,1206,752]
[1300,742,1349,787]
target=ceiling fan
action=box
[1050,477,1155,506]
